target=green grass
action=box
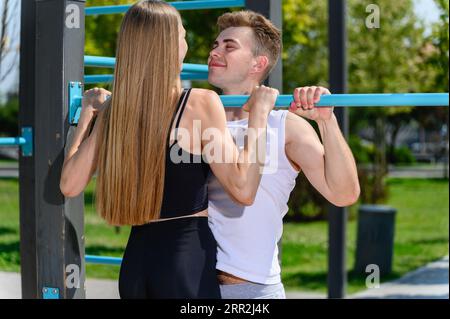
[0,177,448,294]
[282,178,449,294]
[0,159,18,167]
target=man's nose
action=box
[209,47,221,59]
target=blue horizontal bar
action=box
[84,72,208,84]
[182,63,209,73]
[84,56,208,73]
[0,128,32,156]
[181,72,208,80]
[85,255,122,265]
[69,92,448,125]
[0,137,26,146]
[85,0,245,16]
[84,74,113,84]
[84,56,115,68]
[220,93,449,107]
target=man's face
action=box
[178,17,188,68]
[207,27,258,89]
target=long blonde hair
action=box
[95,0,182,225]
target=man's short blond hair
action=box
[217,10,282,82]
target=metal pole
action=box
[327,0,348,299]
[18,0,37,299]
[21,0,86,299]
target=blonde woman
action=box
[59,0,278,299]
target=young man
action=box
[206,11,360,299]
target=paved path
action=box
[350,256,448,299]
[1,256,447,299]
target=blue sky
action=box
[414,0,441,26]
[0,0,444,96]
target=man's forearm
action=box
[317,113,360,204]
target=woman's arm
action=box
[60,88,110,197]
[197,87,277,205]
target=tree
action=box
[0,91,18,137]
[0,0,20,85]
[282,0,328,92]
[348,0,429,203]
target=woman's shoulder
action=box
[187,88,223,118]
[189,88,221,103]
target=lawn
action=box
[0,177,448,294]
[282,178,449,294]
[0,159,18,167]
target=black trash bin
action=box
[354,205,397,275]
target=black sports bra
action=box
[159,89,210,218]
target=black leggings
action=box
[118,216,221,299]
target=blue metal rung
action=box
[85,255,122,265]
[0,127,33,157]
[84,74,114,84]
[181,72,209,80]
[84,56,209,73]
[69,92,448,126]
[182,63,208,73]
[84,56,116,68]
[69,82,83,125]
[221,93,450,107]
[21,127,33,157]
[85,0,245,16]
[0,137,26,146]
[42,287,59,299]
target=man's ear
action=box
[250,55,269,76]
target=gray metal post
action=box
[245,0,283,265]
[19,0,86,299]
[327,0,348,299]
[19,0,37,299]
[245,0,283,91]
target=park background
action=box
[0,0,448,295]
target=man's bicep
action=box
[288,136,324,175]
[285,119,334,200]
[285,115,324,169]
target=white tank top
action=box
[208,110,299,285]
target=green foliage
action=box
[0,93,18,137]
[424,0,449,92]
[286,173,329,222]
[348,134,374,163]
[282,0,329,92]
[392,146,416,164]
[282,0,447,210]
[84,0,131,90]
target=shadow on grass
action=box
[85,245,125,257]
[408,237,449,245]
[0,241,20,253]
[84,190,95,206]
[0,226,17,236]
[387,177,449,185]
[0,241,21,266]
